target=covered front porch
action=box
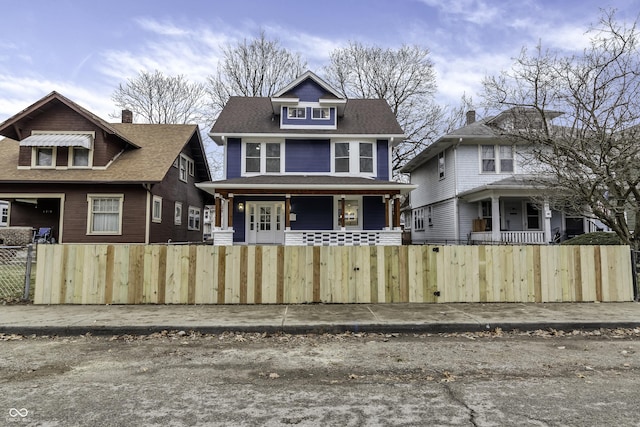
[196,176,416,246]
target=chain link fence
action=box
[0,244,35,301]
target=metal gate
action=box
[0,244,35,301]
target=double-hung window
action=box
[334,142,374,175]
[174,202,182,225]
[312,107,330,119]
[1,206,7,225]
[87,195,124,235]
[481,145,515,173]
[288,107,306,119]
[188,206,201,231]
[245,142,281,174]
[438,151,445,179]
[413,208,425,231]
[178,154,194,182]
[152,196,162,223]
[33,147,55,168]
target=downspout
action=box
[453,138,461,242]
[142,183,151,244]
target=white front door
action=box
[247,202,285,244]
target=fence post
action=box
[632,249,639,302]
[23,244,34,301]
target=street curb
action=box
[2,321,639,337]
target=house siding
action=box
[17,103,126,168]
[363,196,386,230]
[376,139,389,180]
[458,200,478,241]
[226,138,242,178]
[411,199,456,244]
[456,143,525,194]
[291,79,328,102]
[281,107,335,127]
[285,139,330,173]
[291,196,333,230]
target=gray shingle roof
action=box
[210,97,404,142]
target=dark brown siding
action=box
[0,183,147,243]
[148,148,210,243]
[16,103,127,168]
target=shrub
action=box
[560,232,623,246]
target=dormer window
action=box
[312,108,330,119]
[288,107,306,119]
[34,147,55,168]
[70,147,91,167]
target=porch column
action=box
[214,193,222,229]
[384,195,390,230]
[491,196,500,242]
[393,195,401,229]
[543,199,552,243]
[227,194,234,229]
[285,194,291,230]
[340,195,346,230]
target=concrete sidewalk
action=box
[1,302,639,336]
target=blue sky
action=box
[0,0,638,122]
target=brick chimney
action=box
[121,109,133,124]
[466,110,476,125]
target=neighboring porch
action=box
[195,176,416,246]
[465,194,593,245]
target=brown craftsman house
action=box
[0,92,211,243]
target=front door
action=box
[247,202,285,244]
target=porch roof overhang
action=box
[458,176,546,203]
[196,175,416,197]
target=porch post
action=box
[543,199,552,243]
[340,195,346,230]
[384,195,390,230]
[491,196,500,242]
[227,194,234,229]
[393,195,401,229]
[285,194,291,230]
[214,193,222,229]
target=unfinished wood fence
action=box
[33,244,634,304]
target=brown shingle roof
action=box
[0,124,205,183]
[210,97,404,141]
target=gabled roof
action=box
[0,124,210,183]
[272,70,344,99]
[0,91,140,148]
[210,97,404,145]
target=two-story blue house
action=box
[197,71,415,246]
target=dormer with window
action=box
[21,131,95,169]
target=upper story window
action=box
[288,107,306,119]
[438,151,445,179]
[312,107,330,119]
[179,154,194,182]
[245,142,282,174]
[481,145,515,173]
[70,147,91,167]
[33,147,55,168]
[334,142,374,175]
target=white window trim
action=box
[413,207,425,231]
[479,144,516,174]
[312,107,330,120]
[179,154,194,182]
[333,196,363,230]
[287,106,306,119]
[31,147,57,169]
[438,151,445,180]
[331,141,376,177]
[241,141,284,175]
[86,194,124,236]
[68,146,94,169]
[152,195,162,223]
[174,202,182,225]
[188,206,201,231]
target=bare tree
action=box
[207,31,307,119]
[323,42,442,173]
[111,70,207,124]
[482,10,640,248]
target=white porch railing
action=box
[470,231,546,244]
[285,230,402,246]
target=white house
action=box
[401,110,598,245]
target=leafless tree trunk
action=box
[482,10,640,248]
